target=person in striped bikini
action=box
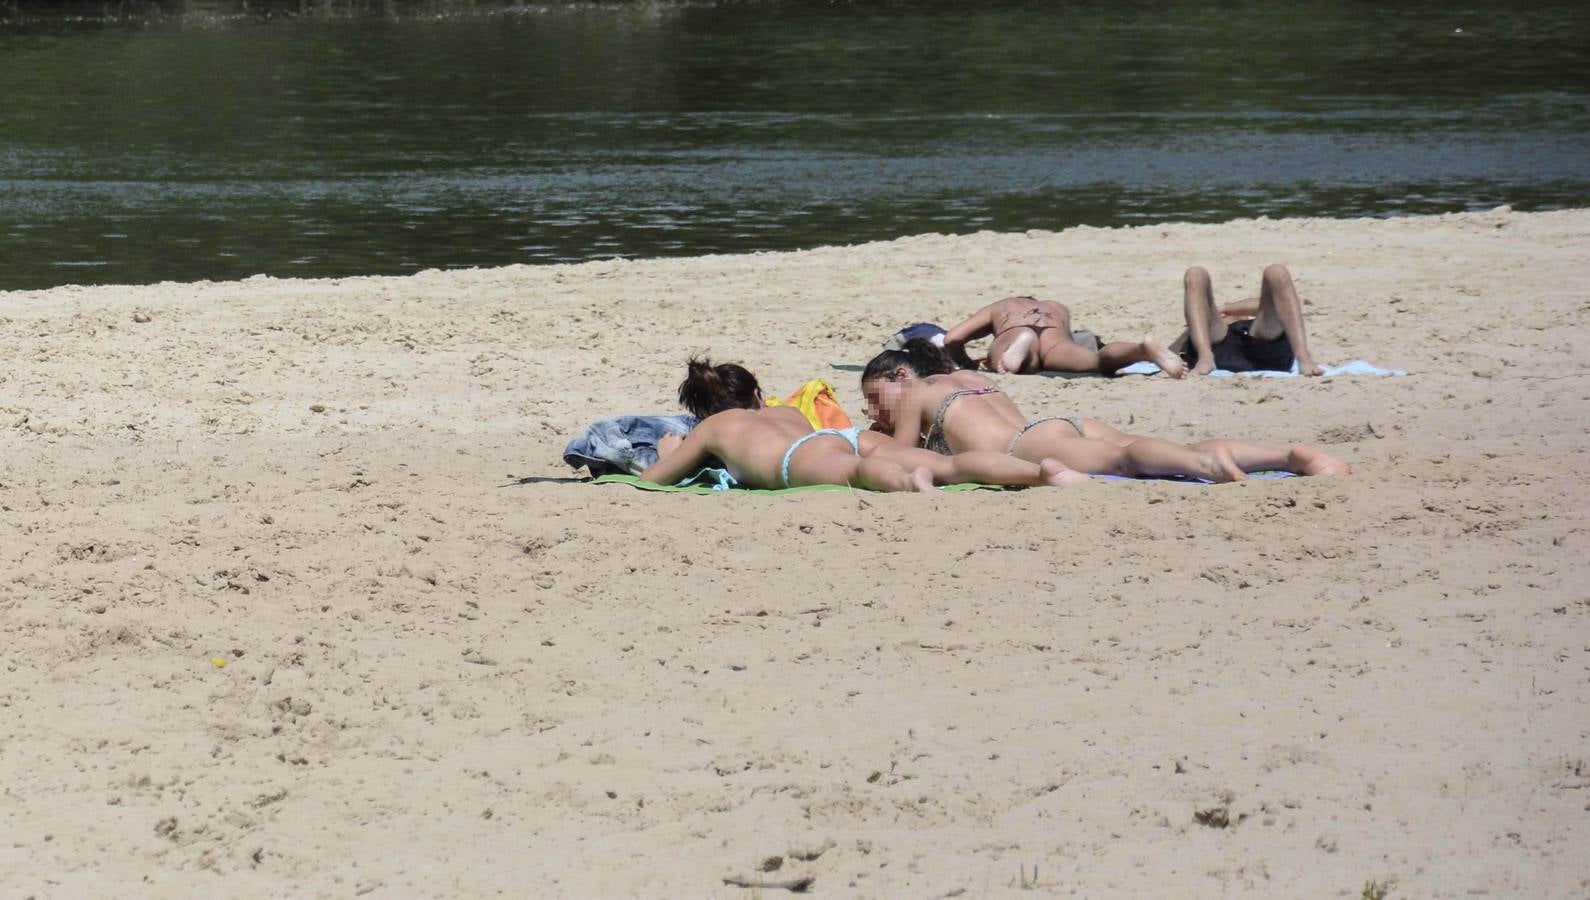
[860,340,1352,480]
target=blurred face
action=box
[861,374,905,433]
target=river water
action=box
[1,1,1586,290]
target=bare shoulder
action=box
[946,369,996,390]
[693,408,746,439]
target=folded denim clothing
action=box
[563,414,698,477]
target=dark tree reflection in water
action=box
[0,1,1586,288]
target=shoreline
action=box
[3,207,1588,896]
[0,205,1572,301]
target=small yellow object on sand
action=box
[211,657,227,668]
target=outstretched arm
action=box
[942,301,1000,351]
[640,420,718,486]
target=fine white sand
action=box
[2,208,1587,897]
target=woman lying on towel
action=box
[859,340,1353,480]
[641,358,1087,492]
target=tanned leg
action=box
[1095,336,1187,378]
[1251,263,1323,376]
[990,329,1040,373]
[1187,439,1289,472]
[1012,424,1243,483]
[1182,265,1228,376]
[1073,419,1344,479]
[1033,336,1103,373]
[853,455,933,492]
[1116,437,1246,482]
[1285,443,1353,475]
[944,450,1089,487]
[868,443,1087,488]
[1188,438,1354,476]
[1071,419,1244,481]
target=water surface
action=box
[1,1,1587,289]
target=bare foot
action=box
[909,467,937,493]
[1143,335,1187,379]
[995,330,1036,374]
[1288,443,1354,476]
[1199,446,1248,483]
[1040,458,1091,487]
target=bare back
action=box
[907,370,1031,453]
[988,297,1071,334]
[695,406,817,487]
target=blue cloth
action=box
[885,322,947,350]
[780,426,863,488]
[563,414,698,477]
[1113,358,1407,378]
[678,467,740,491]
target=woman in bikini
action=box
[641,358,1085,491]
[859,340,1354,480]
[943,296,1188,376]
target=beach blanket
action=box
[1105,359,1406,378]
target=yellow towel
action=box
[766,379,853,430]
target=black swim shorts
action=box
[1179,320,1294,373]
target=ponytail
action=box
[861,337,955,384]
[679,357,763,419]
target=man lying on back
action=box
[1170,263,1323,376]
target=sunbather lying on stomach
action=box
[640,358,1086,491]
[859,340,1354,480]
[942,295,1188,376]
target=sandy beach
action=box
[3,208,1588,897]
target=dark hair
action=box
[861,337,956,384]
[679,357,763,419]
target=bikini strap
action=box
[923,389,967,449]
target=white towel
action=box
[1114,359,1406,378]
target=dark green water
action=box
[2,1,1587,290]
